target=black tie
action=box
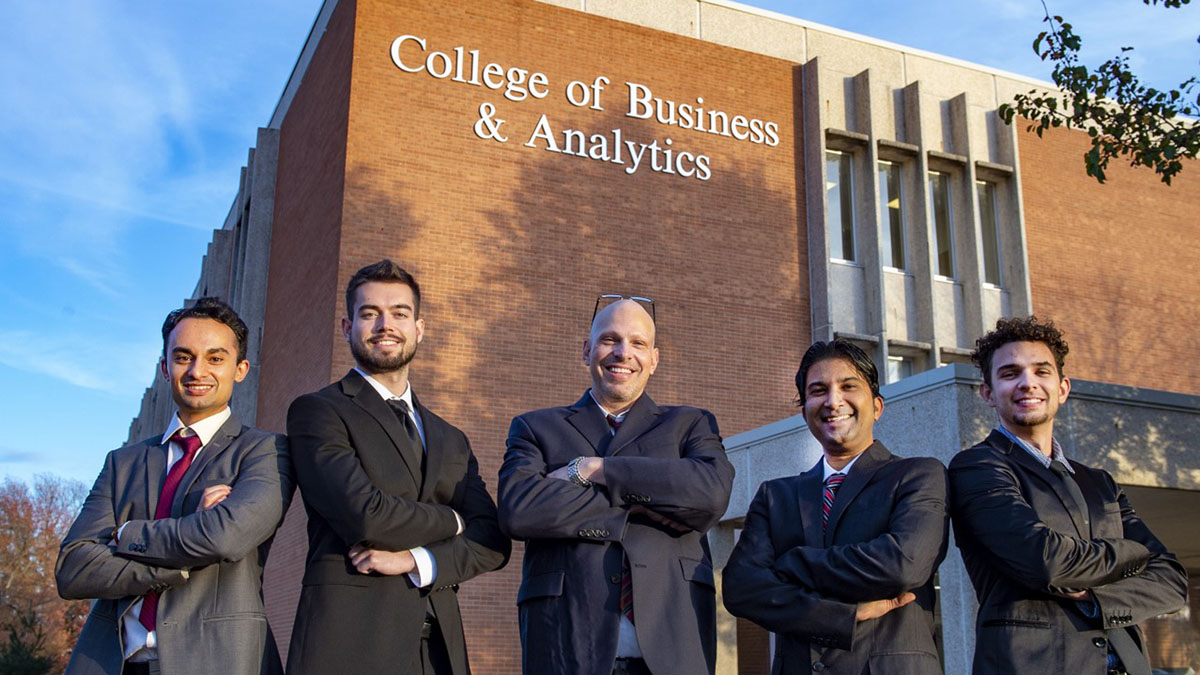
[1049,460,1150,675]
[387,398,424,472]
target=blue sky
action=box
[1,0,1195,485]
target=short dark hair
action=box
[161,297,249,362]
[795,339,880,406]
[972,315,1069,387]
[345,259,421,318]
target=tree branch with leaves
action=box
[999,0,1199,184]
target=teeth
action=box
[608,367,632,373]
[825,414,850,422]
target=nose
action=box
[186,357,208,379]
[611,340,628,358]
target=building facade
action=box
[126,1,1200,672]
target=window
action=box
[928,171,954,278]
[878,161,905,269]
[976,181,1002,286]
[826,151,855,262]
[887,355,914,383]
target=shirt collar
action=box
[823,451,863,481]
[161,406,231,447]
[996,425,1072,473]
[588,389,630,422]
[355,367,414,407]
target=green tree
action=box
[0,475,88,673]
[999,0,1199,184]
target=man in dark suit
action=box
[57,297,293,675]
[498,296,734,675]
[950,316,1186,674]
[286,260,509,675]
[723,339,948,674]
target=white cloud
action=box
[0,329,159,396]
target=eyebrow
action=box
[357,302,414,313]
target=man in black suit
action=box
[723,339,948,674]
[498,296,734,675]
[286,260,509,675]
[950,316,1186,674]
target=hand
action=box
[1060,589,1090,600]
[629,504,691,532]
[196,484,232,512]
[856,592,916,621]
[348,544,415,575]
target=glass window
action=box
[976,181,1002,286]
[928,172,954,278]
[878,161,905,269]
[826,151,855,262]
[887,355,914,383]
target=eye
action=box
[174,354,191,364]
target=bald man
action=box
[499,297,734,675]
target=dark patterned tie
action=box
[608,414,634,623]
[822,472,846,532]
[139,430,202,631]
[387,398,424,471]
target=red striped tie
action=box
[822,472,846,532]
[138,430,202,631]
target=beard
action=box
[350,335,418,374]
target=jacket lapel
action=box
[607,394,663,456]
[990,430,1091,537]
[172,414,242,515]
[565,392,610,455]
[144,439,168,519]
[825,441,893,545]
[342,370,422,487]
[415,394,443,502]
[798,462,824,548]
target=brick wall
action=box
[257,0,357,662]
[1019,125,1200,398]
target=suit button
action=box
[1093,637,1107,648]
[610,574,622,584]
[812,662,826,672]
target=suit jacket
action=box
[56,413,293,675]
[949,430,1187,673]
[285,370,509,675]
[498,391,734,675]
[723,442,948,675]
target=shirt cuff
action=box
[407,546,436,587]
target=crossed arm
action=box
[498,412,733,541]
[950,452,1186,623]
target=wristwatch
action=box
[567,457,592,488]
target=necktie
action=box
[607,414,634,623]
[822,472,846,532]
[1048,461,1150,675]
[138,430,202,631]
[387,398,424,472]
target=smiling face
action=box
[342,280,425,375]
[161,317,249,426]
[802,357,884,462]
[980,340,1070,435]
[583,299,659,413]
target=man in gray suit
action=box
[950,316,1186,674]
[56,297,292,675]
[723,339,948,674]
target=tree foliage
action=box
[999,0,1199,184]
[0,475,88,673]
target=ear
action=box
[581,338,592,366]
[234,359,250,383]
[159,357,168,381]
[872,395,884,420]
[978,381,993,404]
[1058,376,1071,404]
[415,317,425,343]
[648,346,660,375]
[341,315,352,342]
